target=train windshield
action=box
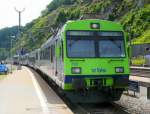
[98,32,125,57]
[66,31,125,58]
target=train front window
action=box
[67,39,95,57]
[98,32,125,57]
[99,39,125,57]
[66,31,125,58]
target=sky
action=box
[0,0,52,29]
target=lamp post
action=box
[15,7,25,70]
[15,7,25,33]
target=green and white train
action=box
[22,19,130,103]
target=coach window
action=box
[46,49,48,60]
[48,47,50,60]
[58,40,61,59]
[41,51,43,60]
[59,45,61,58]
[43,50,45,60]
[45,48,47,60]
[44,49,46,60]
[42,51,44,59]
[36,53,38,60]
[50,47,52,62]
[47,47,50,60]
[53,45,55,62]
[42,50,44,60]
[50,46,54,63]
[61,40,64,61]
[40,51,42,59]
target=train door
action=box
[51,45,55,76]
[59,40,64,82]
[55,40,58,76]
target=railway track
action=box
[32,66,150,114]
[71,102,129,114]
[131,67,150,78]
[35,69,130,114]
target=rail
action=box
[131,66,150,78]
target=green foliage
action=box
[0,74,6,80]
[56,10,67,24]
[6,0,150,57]
[121,4,150,44]
[0,26,18,60]
[0,48,10,60]
[132,29,150,44]
[0,26,18,48]
[43,0,76,16]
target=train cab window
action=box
[98,32,125,57]
[99,40,125,57]
[66,31,125,58]
[67,40,95,57]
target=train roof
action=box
[29,19,124,52]
[41,36,55,49]
[64,19,123,31]
[41,29,62,49]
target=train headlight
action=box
[72,67,81,74]
[115,67,124,73]
[91,23,100,29]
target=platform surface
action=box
[131,66,150,70]
[0,67,73,114]
[130,75,150,83]
[130,66,150,83]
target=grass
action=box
[0,74,7,80]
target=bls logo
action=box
[91,68,106,73]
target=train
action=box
[17,19,130,103]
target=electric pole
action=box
[15,7,25,33]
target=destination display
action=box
[67,31,123,37]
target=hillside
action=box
[0,26,18,48]
[3,0,150,54]
[0,26,18,60]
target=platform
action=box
[131,66,150,70]
[0,67,73,114]
[130,76,150,84]
[130,66,150,84]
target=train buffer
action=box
[0,66,73,114]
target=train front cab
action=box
[62,20,130,103]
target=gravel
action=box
[116,87,150,114]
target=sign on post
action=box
[147,87,150,100]
[128,80,140,93]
